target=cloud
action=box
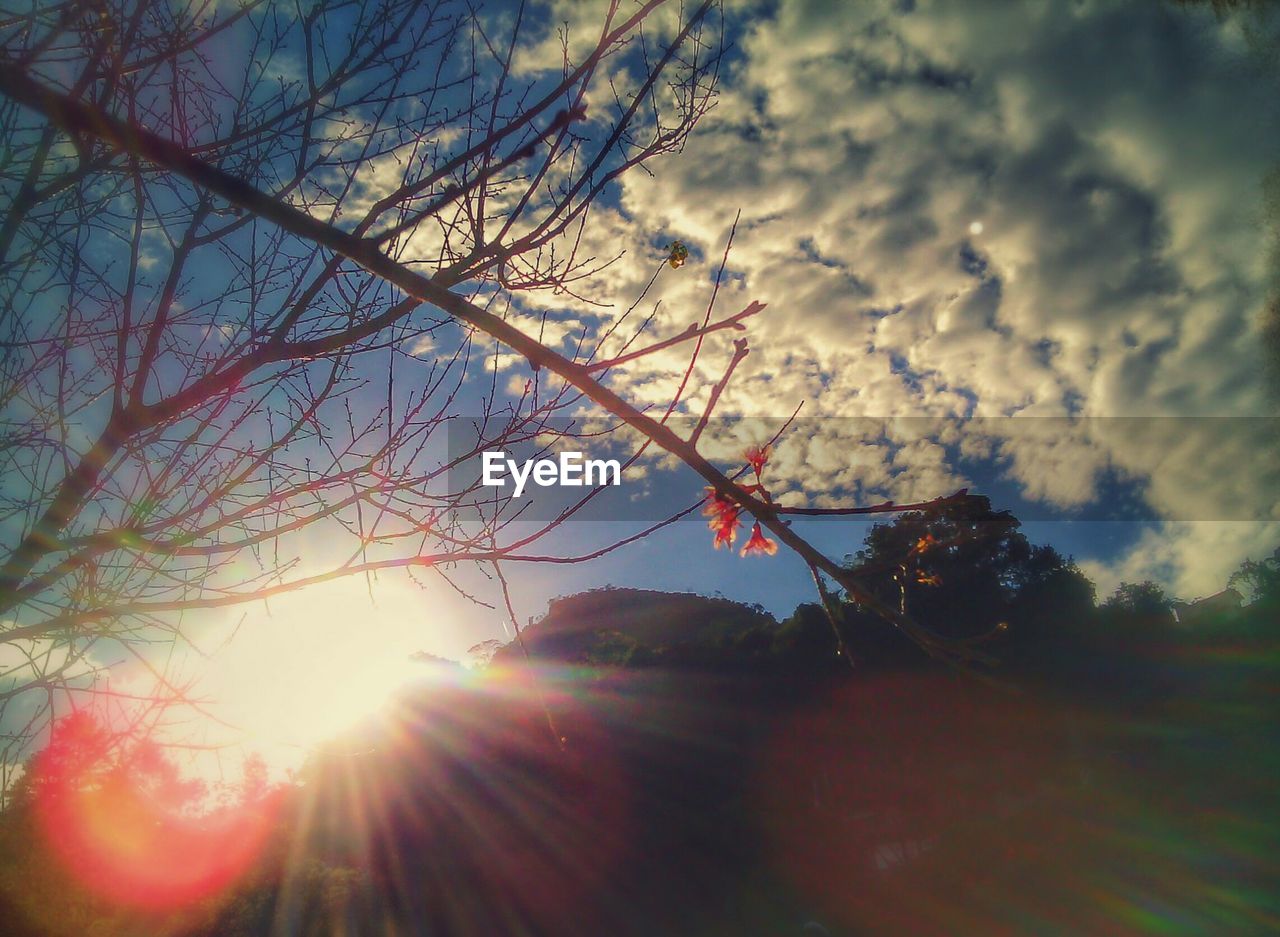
[1081,520,1280,601]
[406,334,436,357]
[512,0,1278,591]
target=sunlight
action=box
[191,576,474,770]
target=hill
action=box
[497,587,778,667]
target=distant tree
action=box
[1229,547,1280,608]
[1095,580,1178,652]
[0,711,282,934]
[1101,581,1172,619]
[838,497,1095,666]
[847,495,1017,622]
[464,640,505,669]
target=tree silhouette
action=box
[0,710,281,933]
[1099,580,1174,647]
[832,495,1094,669]
[1229,546,1280,608]
[1,0,1004,770]
[0,0,734,766]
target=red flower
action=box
[703,488,742,549]
[744,444,771,476]
[712,520,739,550]
[740,522,778,557]
[912,533,938,555]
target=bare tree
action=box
[0,0,734,773]
[0,0,989,781]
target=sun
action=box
[191,577,467,768]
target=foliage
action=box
[833,496,1094,665]
[1229,546,1280,607]
[1101,580,1173,617]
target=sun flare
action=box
[192,578,469,767]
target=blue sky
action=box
[4,0,1279,777]
[459,0,1280,637]
[143,0,1280,683]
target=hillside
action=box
[497,587,778,666]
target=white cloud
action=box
[1082,521,1280,601]
[516,0,1278,590]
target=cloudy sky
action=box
[9,0,1277,779]
[471,0,1279,615]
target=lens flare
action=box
[30,712,277,913]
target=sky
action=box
[204,0,1279,772]
[478,0,1279,607]
[5,0,1279,779]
